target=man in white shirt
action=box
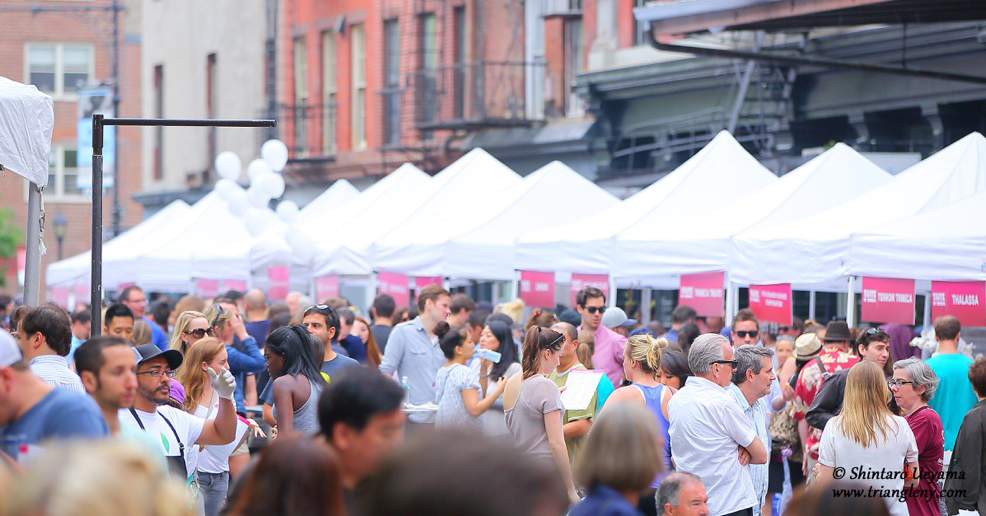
[13,304,85,393]
[668,334,768,516]
[727,345,776,516]
[120,344,238,492]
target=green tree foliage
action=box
[0,208,22,287]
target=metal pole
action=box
[725,276,735,327]
[91,114,104,335]
[809,290,817,321]
[846,276,856,327]
[111,0,121,237]
[608,274,617,308]
[727,31,763,134]
[640,287,652,325]
[22,184,42,306]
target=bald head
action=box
[245,289,266,310]
[551,322,577,342]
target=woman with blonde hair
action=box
[132,319,153,346]
[570,402,664,516]
[170,310,211,355]
[816,361,919,516]
[175,337,250,516]
[503,326,580,505]
[601,334,673,513]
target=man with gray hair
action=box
[727,345,776,516]
[656,472,709,516]
[668,334,767,516]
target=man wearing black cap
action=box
[122,343,238,493]
[791,320,859,481]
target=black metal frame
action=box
[89,115,275,336]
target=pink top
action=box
[587,324,627,387]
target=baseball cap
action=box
[0,328,22,368]
[601,307,636,329]
[133,343,183,370]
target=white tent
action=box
[132,192,281,291]
[308,163,433,276]
[46,199,190,288]
[731,132,986,286]
[249,179,360,269]
[516,131,777,284]
[614,143,891,282]
[373,161,618,279]
[850,189,986,281]
[0,77,53,187]
[366,148,522,276]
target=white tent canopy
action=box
[0,76,53,186]
[249,179,360,269]
[46,199,191,288]
[374,160,618,280]
[517,131,777,284]
[850,188,986,281]
[614,143,891,282]
[731,132,986,285]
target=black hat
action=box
[133,343,183,370]
[822,321,852,342]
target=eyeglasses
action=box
[137,369,176,379]
[211,304,224,328]
[584,306,605,314]
[888,379,913,389]
[779,326,790,332]
[735,330,759,338]
[183,328,214,339]
[711,360,738,369]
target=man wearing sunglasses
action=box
[730,309,761,348]
[575,287,626,388]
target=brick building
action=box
[0,0,143,296]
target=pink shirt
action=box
[586,324,627,387]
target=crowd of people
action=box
[0,285,983,516]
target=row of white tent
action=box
[47,130,986,298]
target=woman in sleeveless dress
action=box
[265,325,326,437]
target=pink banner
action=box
[16,247,25,275]
[49,286,69,309]
[679,271,726,318]
[267,266,290,302]
[861,277,915,325]
[222,279,247,292]
[748,284,792,326]
[520,270,555,308]
[378,271,410,308]
[931,281,986,327]
[315,275,340,302]
[117,282,135,292]
[194,278,220,299]
[72,283,89,302]
[570,273,610,307]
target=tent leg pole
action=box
[923,291,932,328]
[608,274,617,308]
[510,271,519,302]
[640,287,652,325]
[809,290,817,321]
[725,277,735,327]
[23,183,42,306]
[367,273,377,311]
[846,276,856,326]
[91,115,105,335]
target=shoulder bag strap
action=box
[128,407,146,430]
[158,411,185,462]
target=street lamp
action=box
[53,214,67,260]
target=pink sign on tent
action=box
[49,286,69,309]
[267,266,290,302]
[378,271,410,307]
[931,281,986,327]
[520,270,555,308]
[679,271,726,318]
[195,278,220,299]
[570,273,610,306]
[223,279,248,292]
[414,276,444,301]
[117,282,135,292]
[861,277,915,325]
[315,275,340,302]
[748,283,792,326]
[72,283,89,302]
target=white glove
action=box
[207,367,237,400]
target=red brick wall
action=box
[0,0,142,297]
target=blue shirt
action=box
[570,484,642,516]
[145,316,168,351]
[244,320,270,347]
[662,328,679,344]
[340,335,367,364]
[379,317,445,423]
[927,353,977,451]
[67,334,85,364]
[226,336,266,413]
[0,388,108,461]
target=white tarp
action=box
[850,189,986,281]
[731,132,986,285]
[367,148,522,276]
[374,161,618,280]
[249,179,360,269]
[516,131,777,285]
[0,76,53,186]
[614,143,891,282]
[46,200,191,288]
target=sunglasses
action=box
[211,304,224,328]
[711,360,738,369]
[183,328,214,339]
[584,306,605,314]
[735,330,759,338]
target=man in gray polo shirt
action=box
[379,284,451,431]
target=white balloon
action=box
[258,172,286,199]
[247,185,271,207]
[214,178,239,200]
[247,159,272,184]
[245,209,269,237]
[227,188,249,217]
[261,139,289,172]
[286,225,315,263]
[215,152,242,181]
[276,200,300,224]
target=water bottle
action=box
[476,348,502,363]
[400,376,409,400]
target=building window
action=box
[564,18,584,117]
[351,23,366,150]
[45,146,85,200]
[633,0,649,46]
[153,65,164,180]
[26,43,93,98]
[453,7,467,119]
[206,53,217,181]
[418,13,437,139]
[321,30,337,154]
[382,19,401,146]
